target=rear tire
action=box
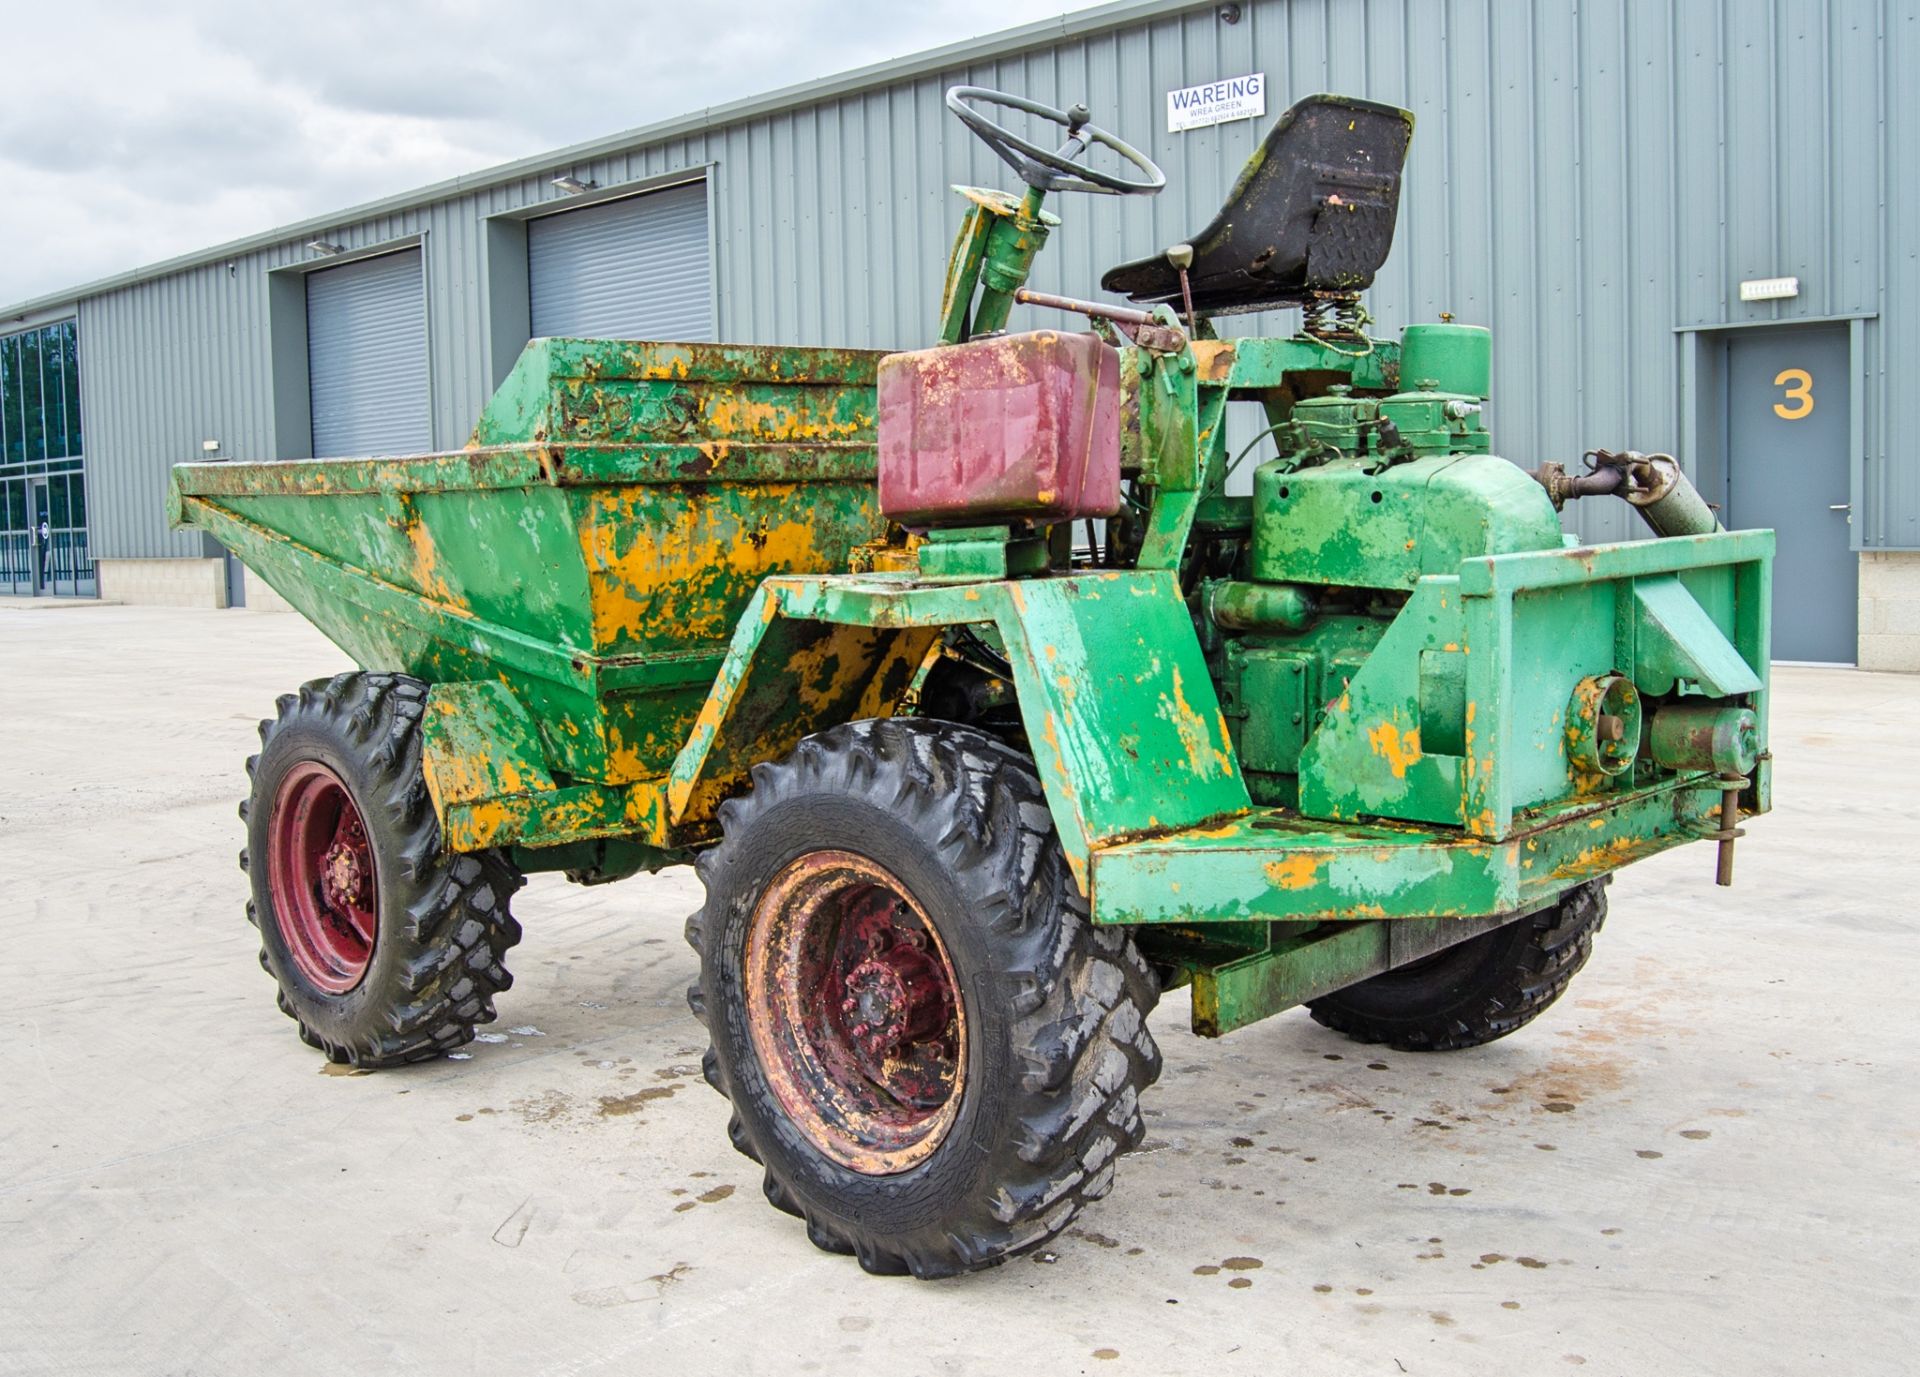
[241,672,523,1067]
[687,718,1162,1278]
[1305,880,1607,1052]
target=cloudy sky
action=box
[0,0,1107,306]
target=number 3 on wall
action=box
[1773,367,1814,420]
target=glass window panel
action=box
[19,329,45,464]
[0,323,83,464]
[49,474,69,527]
[41,326,66,459]
[68,471,86,529]
[1,335,19,465]
[34,334,51,463]
[62,323,82,457]
[37,329,56,459]
[34,333,53,460]
[6,479,25,591]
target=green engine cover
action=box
[1214,615,1389,807]
[1250,453,1565,591]
[1400,322,1491,397]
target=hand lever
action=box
[1057,103,1093,162]
[1012,289,1188,353]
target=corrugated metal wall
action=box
[60,0,1914,559]
[305,248,431,458]
[528,182,713,340]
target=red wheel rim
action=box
[267,761,378,994]
[745,851,966,1174]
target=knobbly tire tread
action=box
[686,718,1163,1279]
[1305,879,1608,1052]
[241,672,523,1068]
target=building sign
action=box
[1167,72,1267,133]
[1739,276,1800,302]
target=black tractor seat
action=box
[1102,94,1414,316]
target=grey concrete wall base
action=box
[241,571,298,614]
[97,557,228,608]
[1861,551,1920,672]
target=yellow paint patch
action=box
[1366,722,1423,779]
[1037,712,1075,807]
[1190,339,1237,381]
[604,724,654,782]
[1554,834,1642,880]
[576,482,875,653]
[1165,666,1236,779]
[450,799,516,850]
[404,514,467,612]
[1264,854,1324,891]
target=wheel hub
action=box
[321,832,369,909]
[745,851,966,1174]
[841,941,952,1063]
[266,761,378,995]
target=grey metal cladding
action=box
[305,249,431,459]
[529,182,712,341]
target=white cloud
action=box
[0,0,1105,305]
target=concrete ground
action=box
[1,602,1913,1377]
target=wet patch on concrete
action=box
[599,1085,680,1117]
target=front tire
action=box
[241,672,523,1067]
[687,718,1162,1278]
[1305,880,1608,1052]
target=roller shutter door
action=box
[306,249,430,457]
[528,181,711,341]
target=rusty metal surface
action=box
[1090,772,1734,928]
[1184,910,1517,1038]
[877,330,1121,527]
[174,338,891,805]
[670,571,1249,888]
[744,850,965,1175]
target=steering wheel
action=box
[946,86,1165,196]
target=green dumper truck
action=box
[172,89,1771,1278]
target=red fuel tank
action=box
[876,330,1122,527]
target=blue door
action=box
[1725,325,1855,664]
